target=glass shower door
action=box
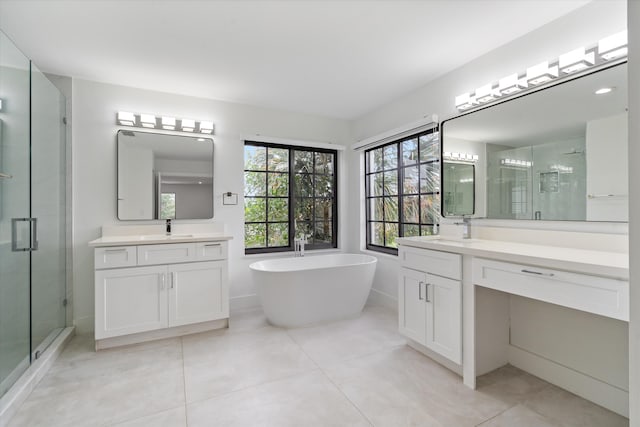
[0,32,32,396]
[30,62,66,360]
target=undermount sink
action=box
[139,234,194,240]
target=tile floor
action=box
[8,305,628,427]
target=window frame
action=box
[244,140,338,254]
[364,128,440,255]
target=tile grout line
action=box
[284,328,376,427]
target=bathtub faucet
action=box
[294,235,309,257]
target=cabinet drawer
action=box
[399,245,461,280]
[195,241,228,261]
[472,258,629,321]
[94,246,137,269]
[137,243,197,265]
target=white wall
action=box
[72,78,350,333]
[350,0,627,303]
[627,1,639,425]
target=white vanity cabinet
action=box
[398,245,462,364]
[93,241,229,344]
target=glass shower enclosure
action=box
[0,31,67,397]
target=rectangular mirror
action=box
[442,61,627,222]
[117,130,214,220]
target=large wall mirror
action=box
[117,130,214,220]
[442,61,627,222]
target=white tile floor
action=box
[8,305,628,427]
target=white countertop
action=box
[89,233,233,247]
[397,236,629,280]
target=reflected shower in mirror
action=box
[442,61,627,222]
[117,130,214,220]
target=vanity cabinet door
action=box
[398,267,428,344]
[168,261,229,327]
[425,273,461,364]
[95,266,168,339]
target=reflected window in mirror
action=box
[364,129,440,255]
[441,61,627,222]
[244,141,338,254]
[443,162,475,216]
[117,130,214,220]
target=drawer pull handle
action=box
[418,281,423,300]
[105,248,127,254]
[425,283,431,303]
[521,269,554,277]
[204,243,221,248]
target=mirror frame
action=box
[116,129,215,221]
[442,161,475,217]
[439,60,627,221]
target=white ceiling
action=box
[0,0,592,120]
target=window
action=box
[365,129,440,255]
[244,141,337,254]
[160,193,176,219]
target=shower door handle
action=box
[11,218,38,252]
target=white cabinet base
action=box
[95,318,228,351]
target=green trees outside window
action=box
[244,141,337,253]
[365,129,440,255]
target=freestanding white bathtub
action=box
[249,254,377,328]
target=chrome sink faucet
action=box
[453,216,471,239]
[166,218,172,235]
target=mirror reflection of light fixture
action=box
[501,158,532,168]
[526,61,559,85]
[140,114,156,128]
[117,111,136,126]
[455,93,476,110]
[443,152,478,162]
[475,83,500,103]
[559,47,595,74]
[0,98,3,111]
[498,73,527,95]
[599,30,627,61]
[115,112,215,134]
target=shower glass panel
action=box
[30,62,66,359]
[0,32,31,396]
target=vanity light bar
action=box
[115,112,215,134]
[443,152,479,162]
[526,61,559,86]
[559,47,595,74]
[455,30,627,111]
[501,158,532,168]
[599,30,627,61]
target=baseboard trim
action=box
[96,318,229,350]
[0,327,75,425]
[508,344,629,418]
[73,315,94,335]
[406,339,463,376]
[366,288,397,313]
[230,294,260,312]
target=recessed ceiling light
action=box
[595,87,614,95]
